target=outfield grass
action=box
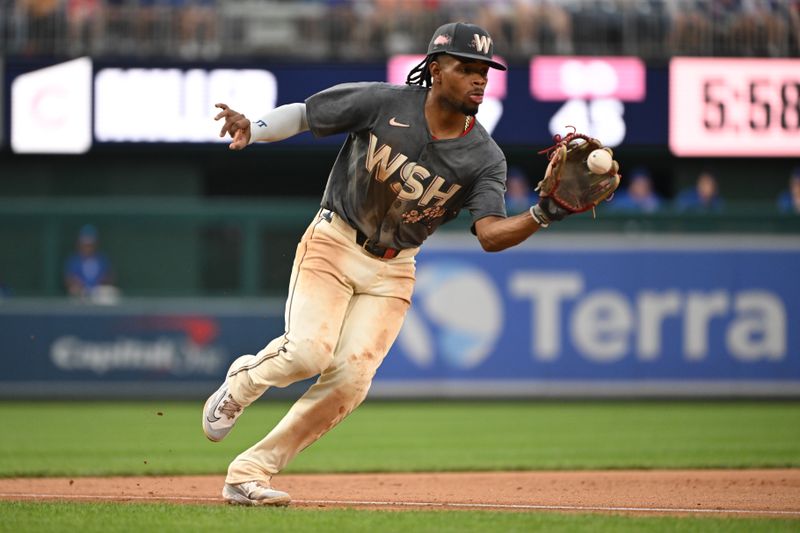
[1,401,799,477]
[1,502,798,533]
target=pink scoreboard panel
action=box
[530,56,646,102]
[670,57,800,157]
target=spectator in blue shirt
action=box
[504,166,538,215]
[777,167,800,214]
[610,167,662,213]
[64,224,116,299]
[675,170,725,213]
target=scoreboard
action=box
[2,56,798,157]
[670,58,800,157]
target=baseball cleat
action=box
[222,481,291,506]
[202,380,243,442]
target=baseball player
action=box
[203,22,580,506]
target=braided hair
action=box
[405,54,438,87]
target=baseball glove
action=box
[530,128,621,227]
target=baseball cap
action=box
[78,224,98,243]
[427,22,506,71]
[629,167,652,181]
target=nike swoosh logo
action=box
[389,117,410,128]
[205,391,225,423]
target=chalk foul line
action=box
[0,492,798,516]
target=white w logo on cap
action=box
[473,34,492,54]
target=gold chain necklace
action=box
[464,115,471,132]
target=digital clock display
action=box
[669,58,800,156]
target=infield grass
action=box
[1,400,799,476]
[1,502,798,533]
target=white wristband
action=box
[248,103,310,144]
[529,205,549,228]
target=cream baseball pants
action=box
[224,210,417,484]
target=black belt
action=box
[354,230,400,260]
[321,210,400,259]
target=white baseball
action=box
[587,149,613,174]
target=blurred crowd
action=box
[505,165,800,216]
[2,0,799,60]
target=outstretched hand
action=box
[214,103,251,150]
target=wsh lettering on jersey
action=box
[365,133,461,208]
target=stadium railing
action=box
[1,197,797,298]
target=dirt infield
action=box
[1,470,799,517]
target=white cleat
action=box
[222,481,291,506]
[202,381,243,442]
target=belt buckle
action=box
[361,238,382,258]
[361,237,374,253]
[363,238,398,260]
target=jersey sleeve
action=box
[305,82,384,137]
[463,158,508,231]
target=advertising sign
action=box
[0,302,284,397]
[4,58,670,149]
[10,57,92,154]
[94,68,278,142]
[376,235,800,397]
[1,236,798,399]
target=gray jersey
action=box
[305,82,507,250]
